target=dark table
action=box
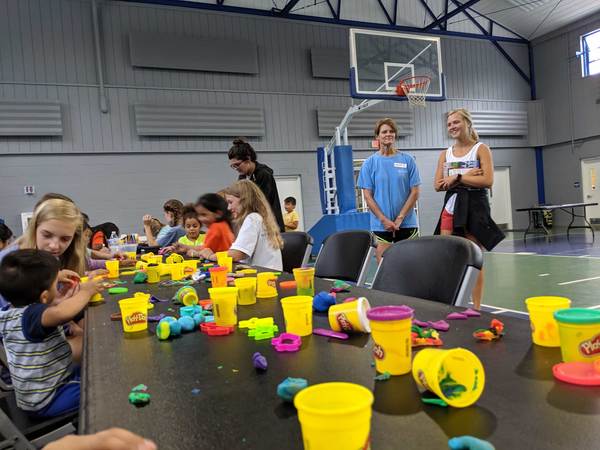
[81,275,600,449]
[516,202,598,241]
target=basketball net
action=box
[396,76,431,107]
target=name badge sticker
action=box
[394,162,407,169]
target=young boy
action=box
[283,197,299,232]
[0,223,12,250]
[0,249,101,417]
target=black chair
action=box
[281,232,313,273]
[371,235,483,306]
[313,230,376,287]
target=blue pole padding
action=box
[333,145,357,214]
[535,147,545,204]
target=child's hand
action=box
[161,245,175,255]
[119,259,136,268]
[81,278,104,296]
[199,248,216,260]
[86,269,109,279]
[58,269,80,286]
[43,427,156,450]
[143,214,153,226]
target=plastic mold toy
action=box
[271,333,302,352]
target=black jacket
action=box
[239,162,285,232]
[434,187,505,251]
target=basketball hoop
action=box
[396,76,431,107]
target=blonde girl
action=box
[434,108,505,309]
[208,180,283,270]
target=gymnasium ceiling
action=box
[123,0,600,42]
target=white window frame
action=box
[580,28,600,77]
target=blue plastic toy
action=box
[448,436,495,450]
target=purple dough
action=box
[148,313,166,322]
[464,308,481,317]
[428,320,450,331]
[252,352,268,370]
[413,319,429,327]
[447,312,469,320]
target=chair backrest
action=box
[281,232,313,273]
[314,230,376,286]
[371,235,483,306]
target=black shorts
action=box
[374,228,418,244]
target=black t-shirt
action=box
[239,162,285,232]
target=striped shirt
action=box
[0,304,73,411]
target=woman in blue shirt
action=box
[357,118,421,263]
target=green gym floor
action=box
[359,229,600,315]
[483,230,600,314]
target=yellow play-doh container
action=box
[160,263,173,277]
[148,255,162,265]
[216,251,233,273]
[412,348,485,408]
[367,305,413,375]
[105,260,119,279]
[293,267,315,297]
[80,276,103,303]
[182,260,199,272]
[209,266,228,288]
[135,261,147,270]
[171,263,185,281]
[554,308,600,362]
[140,252,154,262]
[125,252,137,260]
[525,296,571,347]
[256,272,278,298]
[234,277,257,305]
[209,287,238,327]
[166,253,184,264]
[294,382,373,450]
[133,292,153,310]
[281,296,313,336]
[328,297,371,333]
[175,286,198,306]
[118,297,148,333]
[146,264,161,284]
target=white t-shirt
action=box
[443,142,482,214]
[230,213,283,271]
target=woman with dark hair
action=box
[142,199,185,247]
[228,138,285,232]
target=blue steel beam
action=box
[452,3,528,41]
[417,0,438,24]
[450,0,530,84]
[324,0,338,19]
[277,0,301,15]
[443,0,448,30]
[119,0,528,43]
[375,0,394,25]
[423,0,482,31]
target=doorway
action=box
[490,167,513,230]
[275,175,304,231]
[581,158,600,221]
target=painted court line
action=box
[588,305,600,310]
[557,276,600,286]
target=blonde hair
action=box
[374,118,398,137]
[447,108,479,142]
[18,199,86,274]
[224,180,284,250]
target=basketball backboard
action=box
[349,29,445,102]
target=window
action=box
[580,28,600,77]
[353,159,368,212]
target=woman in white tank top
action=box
[433,108,504,309]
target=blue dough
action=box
[448,436,495,450]
[169,320,182,337]
[313,291,336,312]
[178,316,196,332]
[193,313,204,326]
[277,377,308,402]
[161,316,177,324]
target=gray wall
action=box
[0,0,537,236]
[533,11,600,224]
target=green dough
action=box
[133,272,148,284]
[108,287,129,295]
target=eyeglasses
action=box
[230,160,247,170]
